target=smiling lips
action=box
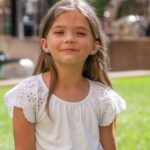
[61,48,78,52]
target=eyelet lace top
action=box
[4,74,126,150]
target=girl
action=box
[5,0,126,150]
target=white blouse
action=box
[4,74,126,150]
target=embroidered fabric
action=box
[4,74,126,126]
[4,77,40,123]
[90,81,126,126]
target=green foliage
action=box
[117,0,146,18]
[0,76,150,149]
[49,0,110,18]
[87,0,110,18]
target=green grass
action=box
[112,76,150,150]
[0,76,150,149]
[0,86,14,150]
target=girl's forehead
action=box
[52,10,91,29]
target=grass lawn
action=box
[0,86,14,150]
[112,76,150,150]
[0,76,150,150]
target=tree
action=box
[87,0,110,18]
[117,0,148,18]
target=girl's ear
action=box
[90,40,101,55]
[41,38,49,53]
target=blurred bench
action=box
[0,51,21,75]
[0,51,34,79]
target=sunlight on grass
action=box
[0,76,150,149]
[0,86,14,150]
[112,76,150,150]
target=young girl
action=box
[5,0,126,149]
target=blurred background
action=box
[0,0,150,79]
[0,1,150,150]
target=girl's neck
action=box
[44,64,85,88]
[56,63,85,87]
[43,65,89,102]
[55,66,89,102]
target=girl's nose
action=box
[64,32,75,43]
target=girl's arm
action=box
[13,107,36,150]
[99,119,117,150]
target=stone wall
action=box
[0,35,39,78]
[109,38,150,71]
[0,35,39,63]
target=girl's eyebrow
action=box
[52,25,89,31]
[52,25,65,29]
[76,26,89,31]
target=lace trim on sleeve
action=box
[4,77,38,123]
[5,96,36,123]
[97,85,126,126]
[94,82,126,126]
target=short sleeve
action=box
[4,78,38,123]
[99,88,126,126]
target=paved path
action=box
[0,70,150,87]
[109,70,150,78]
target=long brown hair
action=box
[33,0,112,117]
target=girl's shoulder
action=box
[4,74,47,123]
[15,74,41,88]
[90,80,126,112]
[90,80,126,126]
[90,80,113,97]
[90,80,119,96]
[6,74,43,95]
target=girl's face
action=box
[41,10,99,66]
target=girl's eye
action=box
[53,31,64,35]
[76,32,86,36]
